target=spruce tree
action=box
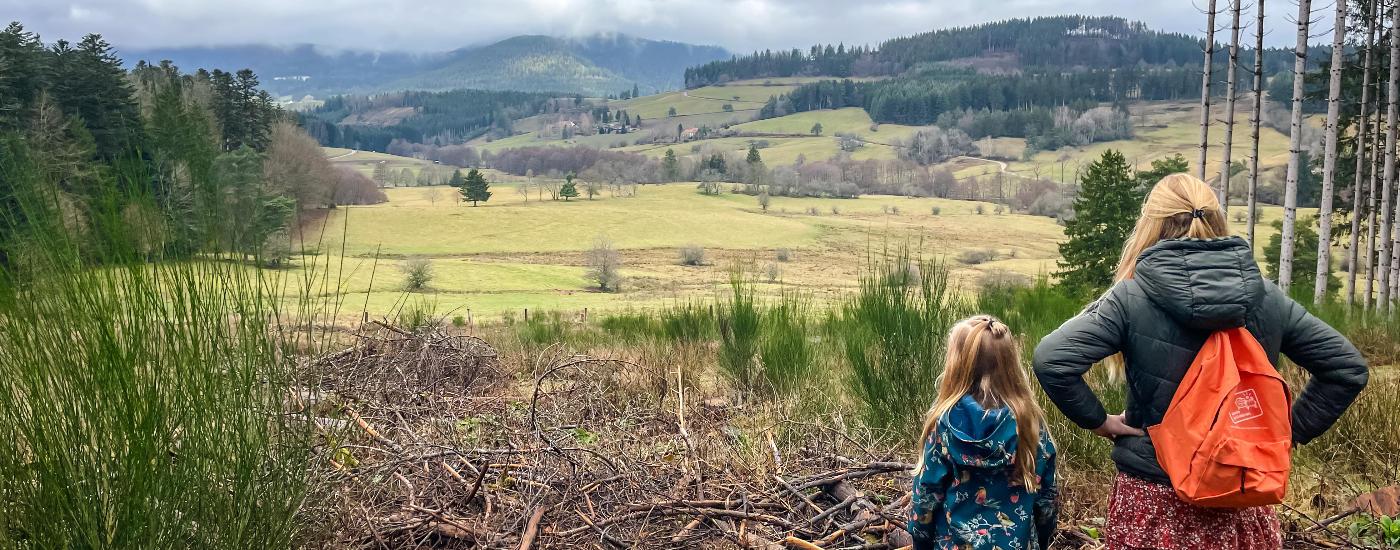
[633,83,640,99]
[662,149,680,181]
[747,146,762,165]
[1056,150,1143,294]
[456,169,491,206]
[559,172,579,201]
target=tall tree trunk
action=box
[1248,0,1266,249]
[1280,0,1313,292]
[1317,0,1349,304]
[1200,0,1220,180]
[1379,0,1400,308]
[1349,0,1378,306]
[1221,0,1244,212]
[1367,82,1385,308]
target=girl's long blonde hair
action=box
[1105,173,1230,379]
[915,315,1047,488]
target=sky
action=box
[3,0,1332,54]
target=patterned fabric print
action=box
[909,395,1059,550]
[1105,473,1282,550]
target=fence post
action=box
[525,309,529,322]
[583,308,588,324]
[467,309,472,327]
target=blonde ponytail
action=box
[1105,173,1230,380]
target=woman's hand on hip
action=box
[1091,412,1145,441]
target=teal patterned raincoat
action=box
[908,395,1058,550]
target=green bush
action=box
[599,310,663,342]
[761,292,814,393]
[660,301,716,342]
[0,259,322,548]
[719,272,763,391]
[842,250,959,435]
[400,255,434,290]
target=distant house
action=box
[681,127,699,141]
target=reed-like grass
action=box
[840,249,960,436]
[760,290,815,393]
[0,259,326,548]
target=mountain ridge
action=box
[122,33,730,99]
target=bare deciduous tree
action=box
[1381,0,1400,307]
[1278,0,1313,291]
[1246,0,1265,248]
[1348,0,1378,305]
[1199,0,1219,180]
[1219,0,1243,210]
[1315,0,1348,304]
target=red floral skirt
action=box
[1104,473,1282,550]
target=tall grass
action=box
[661,301,717,342]
[761,291,815,392]
[718,270,763,391]
[841,249,960,436]
[0,260,324,548]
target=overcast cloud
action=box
[3,0,1329,54]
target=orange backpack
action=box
[1147,327,1293,508]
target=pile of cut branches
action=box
[309,323,938,549]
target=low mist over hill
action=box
[123,33,729,99]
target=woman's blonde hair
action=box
[1105,173,1230,379]
[915,315,1047,489]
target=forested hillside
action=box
[297,89,561,152]
[122,44,450,99]
[685,16,1306,87]
[0,22,378,266]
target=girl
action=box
[1033,173,1368,550]
[909,315,1059,550]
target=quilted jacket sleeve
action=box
[1032,285,1129,430]
[1277,296,1369,445]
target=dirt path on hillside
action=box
[328,150,357,160]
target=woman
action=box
[1032,173,1368,550]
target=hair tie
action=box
[1191,209,1205,219]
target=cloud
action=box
[2,0,1326,54]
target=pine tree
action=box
[633,83,640,99]
[668,107,677,117]
[1057,150,1143,294]
[747,145,762,165]
[457,168,491,206]
[662,149,680,181]
[559,172,579,201]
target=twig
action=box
[464,458,488,504]
[519,506,548,550]
[574,509,630,548]
[344,404,404,454]
[765,430,783,473]
[785,536,825,550]
[1303,506,1359,533]
[776,475,825,515]
[809,494,858,525]
[392,472,416,508]
[672,517,704,542]
[1281,504,1366,550]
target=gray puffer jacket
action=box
[1032,236,1369,484]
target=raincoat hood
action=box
[939,395,1018,470]
[1133,236,1266,332]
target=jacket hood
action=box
[938,395,1018,470]
[1133,236,1265,332]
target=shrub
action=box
[718,272,762,391]
[661,301,717,342]
[396,296,439,332]
[678,244,707,266]
[891,206,900,215]
[881,205,890,214]
[776,247,791,262]
[599,310,662,342]
[931,206,941,215]
[831,206,840,215]
[975,204,986,215]
[585,234,624,292]
[452,315,466,327]
[994,204,1006,215]
[807,206,820,215]
[0,259,322,548]
[842,250,957,434]
[957,248,999,265]
[758,191,772,211]
[766,262,780,282]
[1233,210,1247,222]
[400,255,434,290]
[761,292,814,393]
